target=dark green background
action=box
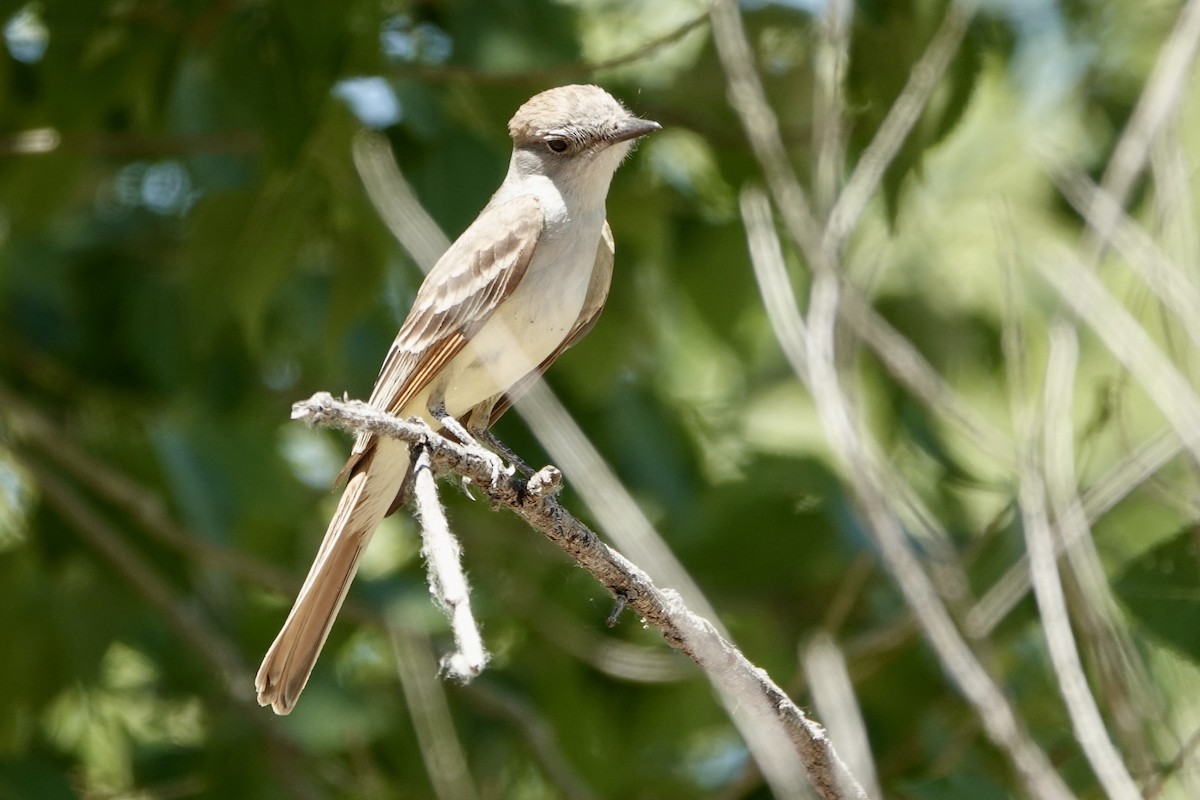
[2,0,1197,797]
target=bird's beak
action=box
[610,117,662,144]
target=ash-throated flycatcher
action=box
[256,85,659,714]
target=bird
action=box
[255,84,660,714]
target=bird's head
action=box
[507,84,660,200]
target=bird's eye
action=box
[546,138,569,153]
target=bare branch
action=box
[1050,163,1200,353]
[292,392,866,800]
[966,428,1185,638]
[811,0,851,217]
[1145,723,1200,799]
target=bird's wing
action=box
[484,219,615,426]
[341,193,543,472]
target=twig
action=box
[1144,723,1200,798]
[1041,322,1158,776]
[0,128,261,158]
[291,392,866,800]
[811,0,851,218]
[741,187,1014,468]
[742,187,972,595]
[353,131,452,271]
[515,380,830,798]
[1049,163,1200,353]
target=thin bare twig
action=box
[741,186,1014,466]
[1050,163,1200,353]
[291,392,866,800]
[1041,322,1159,777]
[742,187,972,596]
[812,0,851,218]
[1144,723,1200,799]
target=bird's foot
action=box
[431,407,514,490]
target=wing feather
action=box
[354,193,544,453]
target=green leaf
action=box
[1114,525,1200,662]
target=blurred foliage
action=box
[1,0,1199,798]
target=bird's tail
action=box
[255,437,409,714]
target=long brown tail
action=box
[255,437,409,714]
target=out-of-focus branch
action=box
[804,634,882,800]
[742,188,971,596]
[811,0,851,218]
[291,392,866,800]
[802,272,1074,800]
[1040,323,1158,776]
[822,2,974,255]
[30,462,252,698]
[1035,248,1200,466]
[1145,724,1200,799]
[710,0,824,266]
[1050,163,1200,352]
[1015,324,1141,800]
[0,383,302,598]
[20,459,329,800]
[1083,0,1200,261]
[388,626,481,800]
[966,428,1185,637]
